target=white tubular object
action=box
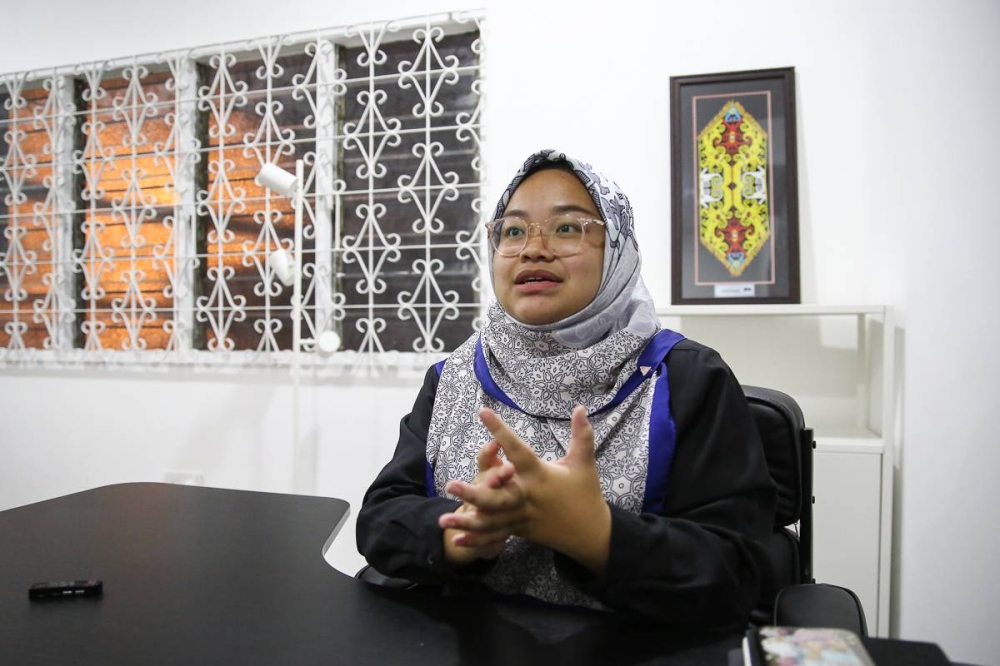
[267,247,295,287]
[256,163,299,198]
[317,330,341,355]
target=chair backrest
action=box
[742,385,814,625]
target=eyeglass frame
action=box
[484,214,607,257]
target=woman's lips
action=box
[514,269,561,283]
[513,270,562,293]
[514,279,561,293]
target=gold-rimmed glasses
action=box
[485,215,606,257]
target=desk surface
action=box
[0,483,740,665]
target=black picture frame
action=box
[670,67,800,304]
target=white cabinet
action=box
[656,305,895,637]
[813,445,882,629]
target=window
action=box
[0,79,76,353]
[0,12,485,366]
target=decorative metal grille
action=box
[0,11,486,369]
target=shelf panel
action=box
[657,304,888,317]
[815,427,884,454]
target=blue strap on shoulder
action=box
[640,331,685,514]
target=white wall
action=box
[861,2,1000,659]
[2,0,998,662]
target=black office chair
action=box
[743,385,868,635]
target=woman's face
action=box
[492,168,605,325]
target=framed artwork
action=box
[670,67,800,304]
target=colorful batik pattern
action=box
[697,101,769,276]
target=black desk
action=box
[0,483,740,665]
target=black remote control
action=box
[28,580,103,600]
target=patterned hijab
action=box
[488,149,659,349]
[427,149,663,608]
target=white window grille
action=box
[0,11,486,369]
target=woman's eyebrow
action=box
[504,204,598,218]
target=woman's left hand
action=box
[438,406,611,573]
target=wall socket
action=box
[164,470,205,486]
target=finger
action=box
[446,478,522,512]
[478,408,540,471]
[446,478,519,510]
[565,405,597,466]
[481,462,515,489]
[476,439,503,474]
[439,506,522,533]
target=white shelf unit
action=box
[656,304,895,637]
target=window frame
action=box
[0,11,488,370]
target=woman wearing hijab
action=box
[356,150,776,631]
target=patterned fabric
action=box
[697,101,770,276]
[425,149,675,609]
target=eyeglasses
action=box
[485,215,606,257]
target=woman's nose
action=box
[519,225,553,257]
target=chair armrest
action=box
[355,564,419,590]
[773,583,869,636]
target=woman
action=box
[356,149,776,631]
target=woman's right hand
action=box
[441,440,515,565]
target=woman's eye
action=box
[502,224,525,238]
[554,221,583,235]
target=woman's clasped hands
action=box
[438,406,612,573]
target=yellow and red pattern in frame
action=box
[697,100,769,277]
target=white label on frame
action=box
[714,284,756,298]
